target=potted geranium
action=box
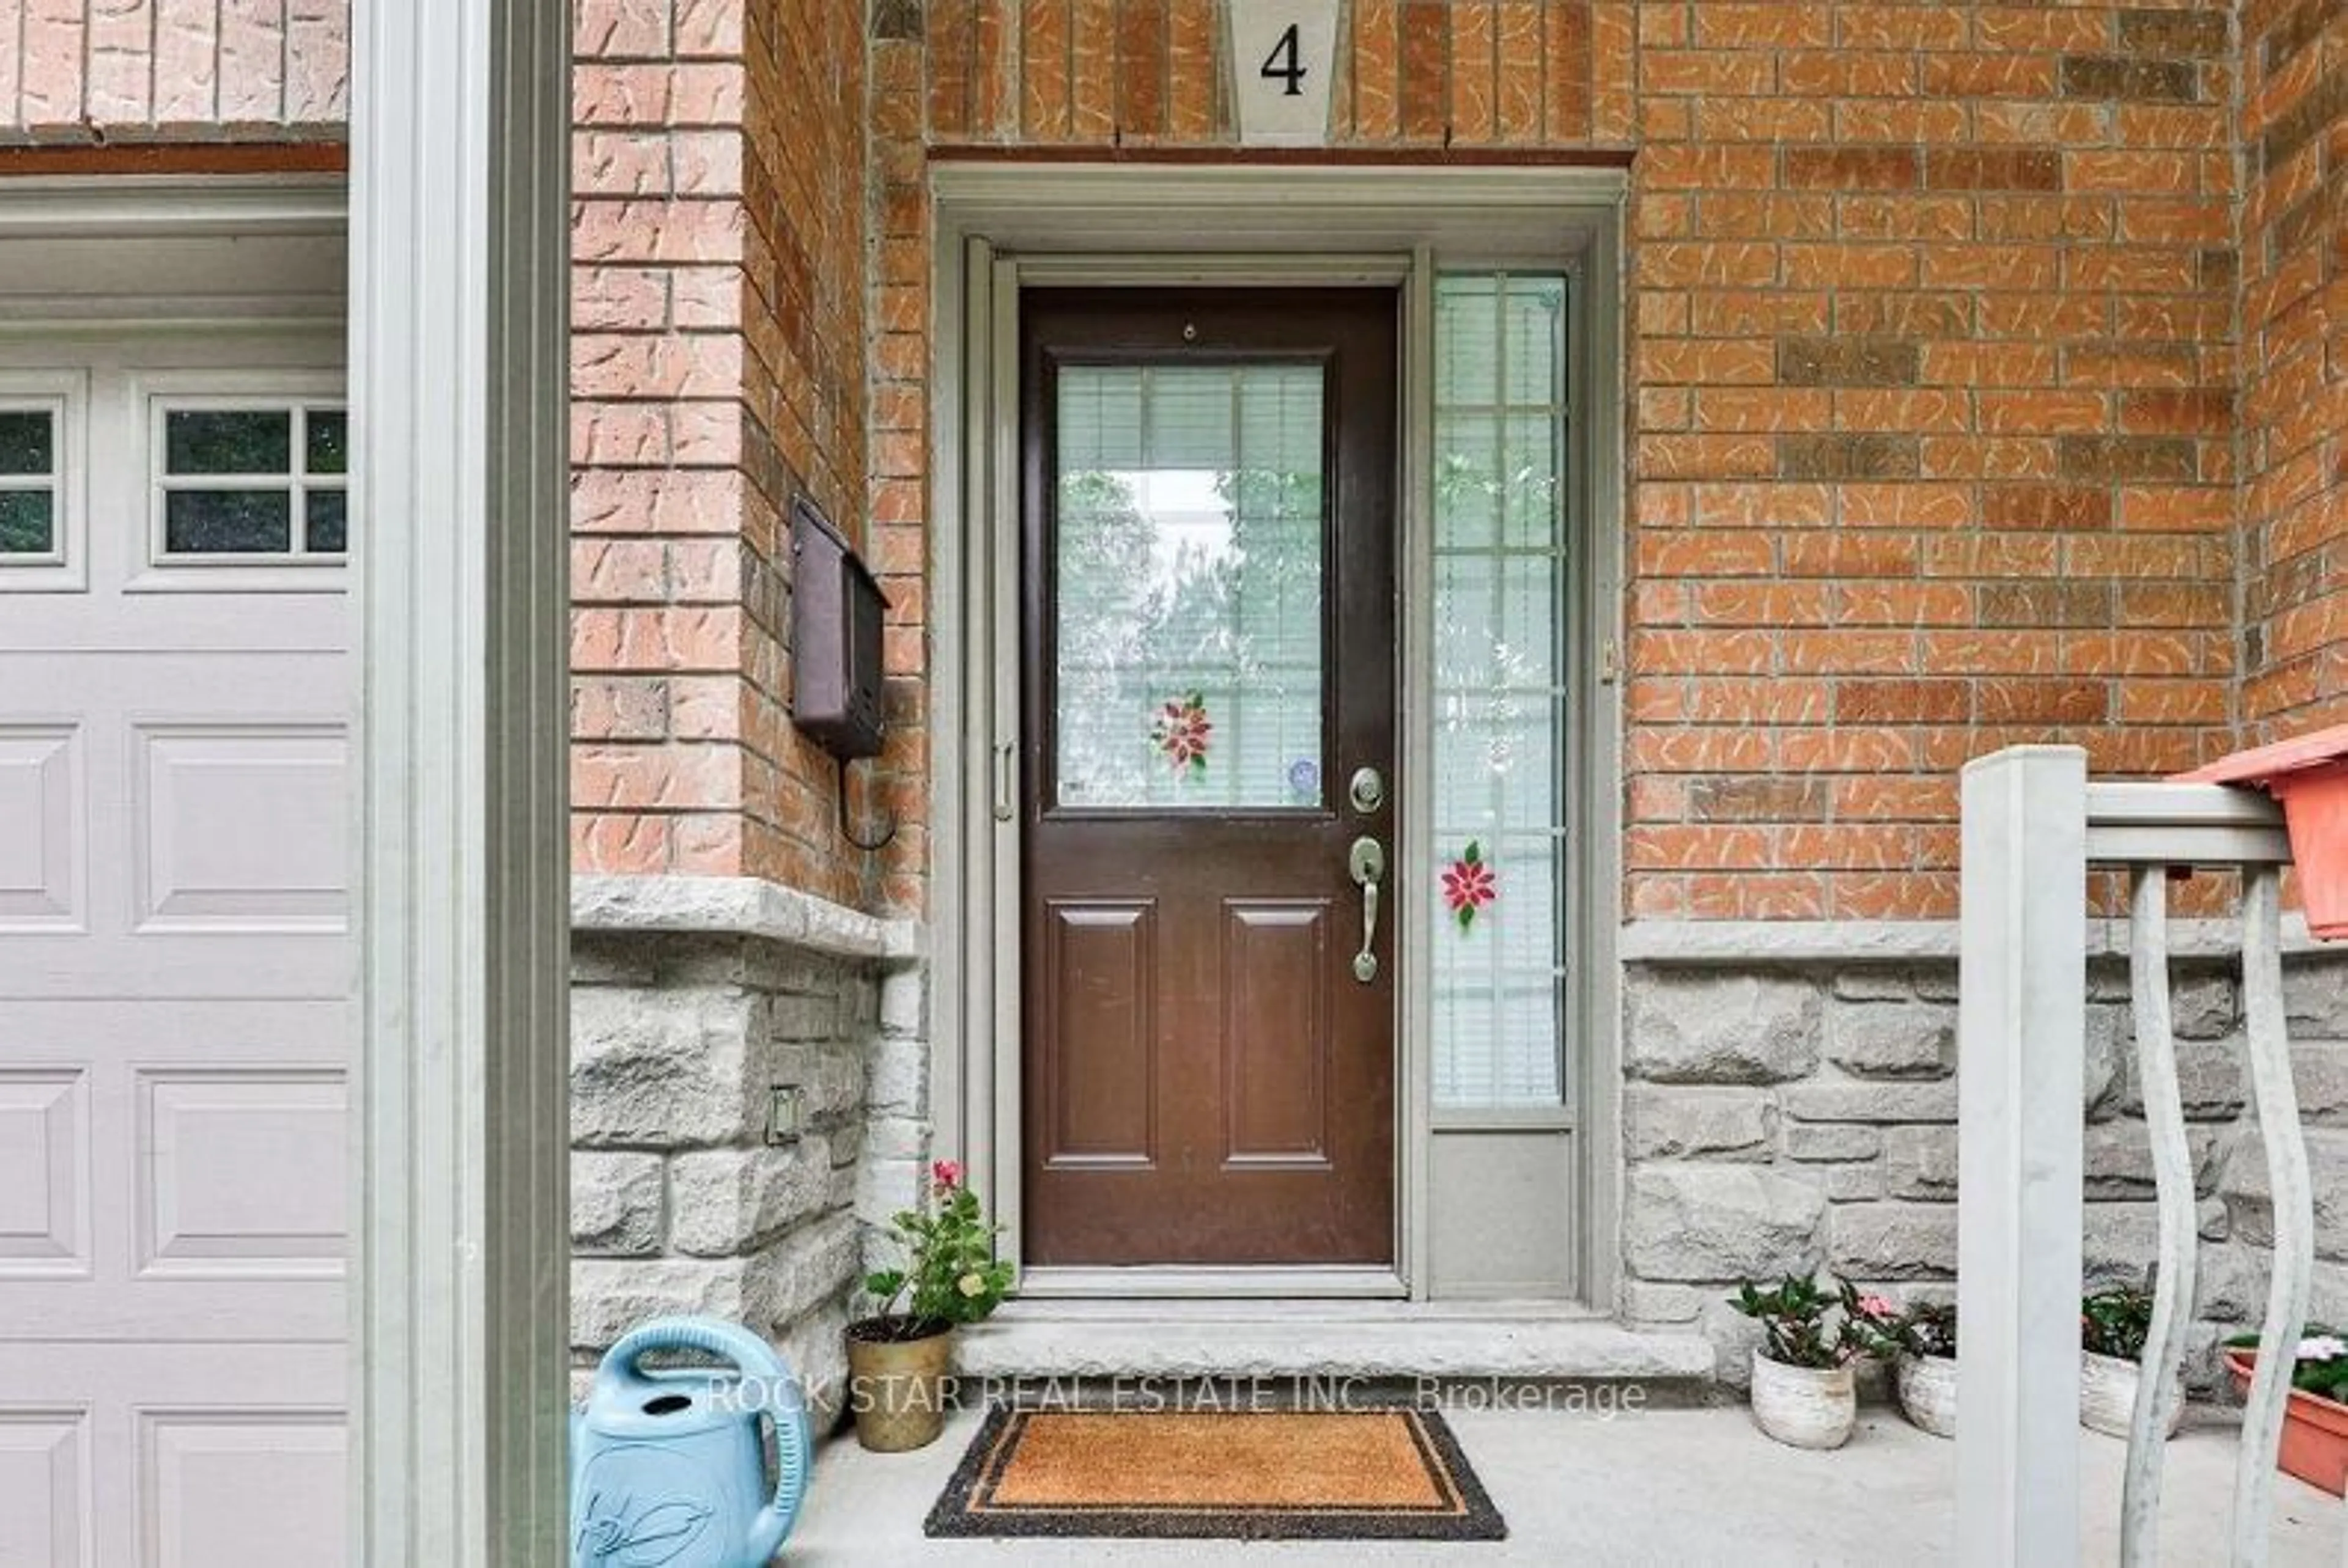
[2223,1327,2348,1496]
[1730,1275,1877,1449]
[2081,1286,2182,1440]
[846,1160,1013,1452]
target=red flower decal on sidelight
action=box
[1150,691,1212,776]
[1443,841,1497,932]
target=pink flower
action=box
[931,1160,962,1190]
[1858,1295,1896,1319]
[1442,842,1497,932]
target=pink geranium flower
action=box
[931,1159,962,1190]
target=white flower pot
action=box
[2080,1349,2182,1440]
[1896,1353,1958,1439]
[1750,1351,1856,1450]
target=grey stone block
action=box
[668,1143,836,1257]
[2221,1124,2348,1262]
[1782,1122,1883,1162]
[1827,1001,1955,1079]
[1830,1202,1957,1280]
[1822,1163,1886,1203]
[1782,1080,1958,1124]
[1881,1125,1959,1199]
[1623,1164,1826,1282]
[571,985,766,1148]
[1626,972,1822,1084]
[1623,1086,1775,1161]
[571,1151,665,1256]
[2171,972,2238,1040]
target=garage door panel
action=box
[0,723,84,933]
[131,723,348,934]
[138,1410,344,1568]
[0,1068,90,1278]
[136,1069,345,1278]
[0,1407,91,1568]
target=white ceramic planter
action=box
[2080,1349,2182,1440]
[1750,1351,1856,1450]
[1896,1353,1958,1439]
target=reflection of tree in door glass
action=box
[1054,364,1324,809]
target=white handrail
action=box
[1958,746,2314,1567]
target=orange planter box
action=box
[2224,1350,2348,1498]
[2177,724,2348,940]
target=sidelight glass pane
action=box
[304,490,349,553]
[1431,271,1570,1111]
[305,409,348,475]
[1052,363,1326,811]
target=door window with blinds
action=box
[1431,272,1571,1111]
[1051,363,1327,811]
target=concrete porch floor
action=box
[788,1404,2345,1565]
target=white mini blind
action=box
[1430,273,1570,1110]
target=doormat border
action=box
[922,1404,1508,1542]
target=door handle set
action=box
[1348,835,1385,984]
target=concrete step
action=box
[951,1301,1716,1383]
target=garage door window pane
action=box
[0,409,51,476]
[305,491,347,553]
[166,491,294,554]
[1431,271,1570,1113]
[0,403,60,559]
[155,400,347,562]
[305,410,347,476]
[0,490,53,554]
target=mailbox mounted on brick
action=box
[791,495,889,760]
[790,496,897,850]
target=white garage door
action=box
[0,332,350,1568]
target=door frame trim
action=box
[929,163,1627,1306]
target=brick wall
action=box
[0,0,348,139]
[570,0,902,910]
[885,1,2245,924]
[2240,0,2348,736]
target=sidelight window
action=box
[1430,271,1571,1111]
[0,400,64,561]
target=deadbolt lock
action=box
[1349,765,1386,814]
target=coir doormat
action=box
[924,1405,1507,1541]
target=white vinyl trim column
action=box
[350,1,572,1562]
[1957,745,2087,1567]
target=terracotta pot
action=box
[846,1321,954,1452]
[1896,1353,1958,1440]
[2225,1349,2348,1497]
[2080,1349,2182,1441]
[2175,725,2348,938]
[1749,1352,1855,1450]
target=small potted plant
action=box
[1878,1301,1958,1439]
[846,1160,1014,1452]
[2081,1286,2182,1440]
[1730,1275,1874,1449]
[2223,1327,2348,1496]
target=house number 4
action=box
[1260,23,1307,95]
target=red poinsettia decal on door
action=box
[1443,841,1497,932]
[1150,691,1212,776]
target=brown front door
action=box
[1020,287,1398,1266]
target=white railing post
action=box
[1959,746,2089,1568]
[2122,867,2195,1566]
[2234,866,2312,1568]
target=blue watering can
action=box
[571,1317,811,1567]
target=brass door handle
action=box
[1349,836,1386,984]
